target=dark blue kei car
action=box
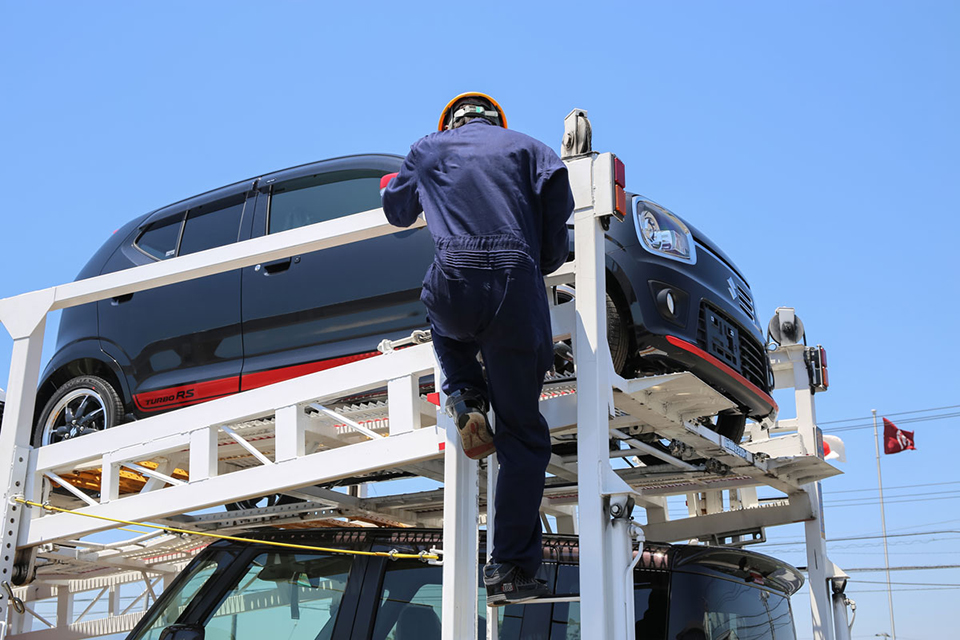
[33,154,775,448]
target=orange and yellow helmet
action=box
[438,92,508,131]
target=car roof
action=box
[138,153,405,226]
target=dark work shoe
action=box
[445,388,495,460]
[483,562,550,606]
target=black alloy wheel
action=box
[35,375,124,446]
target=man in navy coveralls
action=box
[382,92,574,606]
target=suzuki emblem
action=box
[727,277,739,302]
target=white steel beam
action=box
[23,426,443,545]
[0,208,424,321]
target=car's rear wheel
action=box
[35,376,124,446]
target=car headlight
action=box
[634,199,696,264]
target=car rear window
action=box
[179,196,245,256]
[268,169,384,234]
[135,214,184,260]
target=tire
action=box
[555,288,631,376]
[606,292,630,375]
[34,375,124,446]
[715,411,747,444]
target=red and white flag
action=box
[883,418,916,454]
[822,434,846,462]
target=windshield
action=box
[130,550,237,640]
[129,549,354,640]
[667,572,797,640]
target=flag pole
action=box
[872,409,897,640]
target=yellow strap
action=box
[14,497,439,561]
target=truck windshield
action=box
[667,572,797,640]
[130,550,354,640]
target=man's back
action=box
[383,119,572,274]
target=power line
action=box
[825,490,960,506]
[824,411,960,434]
[818,404,960,426]
[829,565,960,573]
[828,480,960,495]
[762,530,960,547]
[852,579,960,587]
[824,495,960,508]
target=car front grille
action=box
[731,279,757,325]
[697,302,769,393]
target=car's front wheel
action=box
[35,375,124,446]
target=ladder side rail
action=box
[570,150,637,640]
[439,363,479,640]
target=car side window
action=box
[179,195,245,256]
[135,214,184,260]
[268,169,384,234]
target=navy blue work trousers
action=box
[421,235,554,578]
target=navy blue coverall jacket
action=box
[383,118,574,577]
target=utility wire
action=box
[762,530,960,547]
[818,404,960,426]
[828,480,960,495]
[824,411,960,434]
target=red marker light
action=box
[614,156,626,188]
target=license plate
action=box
[705,311,741,370]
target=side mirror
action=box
[159,623,205,640]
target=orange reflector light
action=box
[614,156,626,188]
[615,185,627,219]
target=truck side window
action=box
[179,196,245,256]
[135,213,184,260]
[267,169,384,234]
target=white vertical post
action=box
[440,376,479,640]
[275,405,307,461]
[792,348,835,640]
[109,584,121,617]
[388,375,420,436]
[100,455,121,504]
[832,590,852,640]
[56,586,73,628]
[572,152,635,640]
[189,427,219,482]
[0,296,51,607]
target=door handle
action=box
[259,257,293,275]
[111,293,134,305]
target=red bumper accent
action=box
[665,335,778,415]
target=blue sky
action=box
[1,2,958,638]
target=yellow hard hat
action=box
[438,92,508,131]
